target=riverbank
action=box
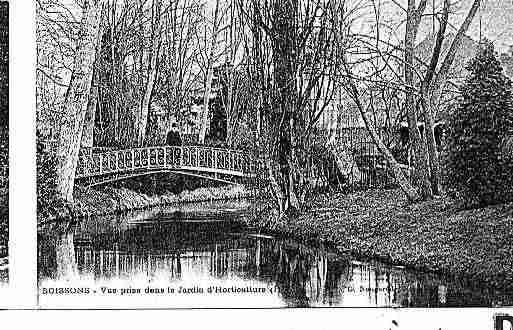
[245,189,513,292]
[38,184,254,224]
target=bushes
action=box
[444,41,513,207]
[36,131,63,218]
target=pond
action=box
[38,200,513,308]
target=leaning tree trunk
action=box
[55,0,103,202]
[420,0,448,196]
[353,86,421,202]
[81,44,102,151]
[80,83,98,149]
[327,135,362,185]
[81,19,103,150]
[423,0,481,195]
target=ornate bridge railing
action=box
[75,146,257,185]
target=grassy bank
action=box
[38,184,254,223]
[245,189,513,290]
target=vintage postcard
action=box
[34,0,513,314]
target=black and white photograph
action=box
[36,0,513,309]
[0,0,8,285]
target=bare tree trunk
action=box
[225,66,235,146]
[405,0,432,199]
[109,2,119,145]
[55,0,103,202]
[346,78,421,201]
[137,0,162,146]
[226,110,237,147]
[81,28,103,149]
[80,83,98,149]
[198,59,215,144]
[327,135,361,185]
[134,0,145,147]
[420,0,449,196]
[224,2,242,147]
[270,0,300,215]
[423,0,481,194]
[198,0,221,145]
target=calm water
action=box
[38,200,513,308]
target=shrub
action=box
[444,41,513,207]
[36,131,62,217]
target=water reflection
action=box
[38,201,513,307]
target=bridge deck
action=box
[76,146,257,185]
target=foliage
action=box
[73,184,252,216]
[36,131,62,217]
[444,41,513,208]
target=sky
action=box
[56,0,513,53]
[401,0,513,53]
[467,0,513,52]
[427,0,513,53]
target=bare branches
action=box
[422,0,449,92]
[432,0,481,92]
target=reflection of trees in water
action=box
[38,216,513,306]
[55,231,78,280]
[251,239,352,307]
[39,230,78,281]
[40,223,349,307]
